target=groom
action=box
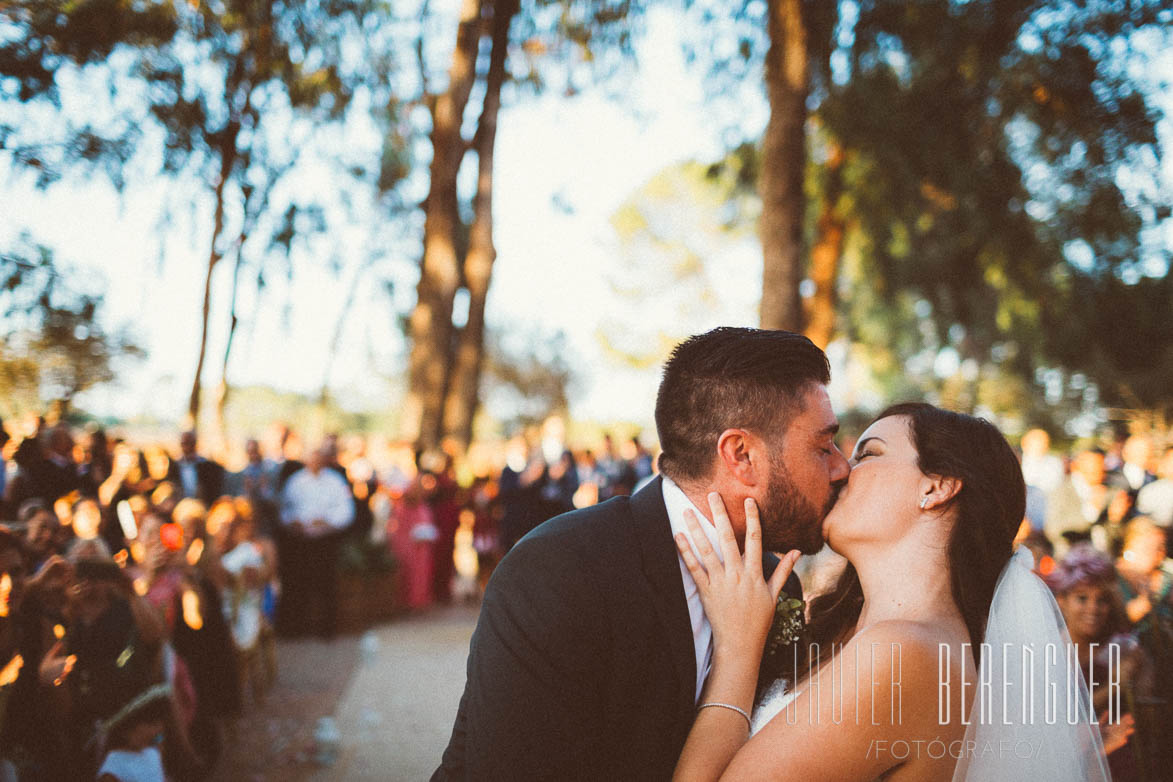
[433,328,850,780]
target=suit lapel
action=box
[629,477,697,725]
[628,481,807,724]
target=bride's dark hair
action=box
[800,402,1025,671]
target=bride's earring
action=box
[919,497,928,509]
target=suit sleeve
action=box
[761,551,803,601]
[434,534,608,781]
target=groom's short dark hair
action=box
[655,328,830,482]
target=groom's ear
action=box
[716,428,763,486]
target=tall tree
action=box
[758,0,809,332]
[210,160,301,452]
[441,0,518,449]
[684,0,1170,414]
[402,0,486,451]
[402,0,641,452]
[804,131,845,348]
[820,0,1171,413]
[622,0,1171,426]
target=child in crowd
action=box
[96,683,171,782]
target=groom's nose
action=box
[829,444,850,483]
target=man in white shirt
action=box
[278,446,354,638]
[1137,447,1173,527]
[1020,429,1064,492]
[1046,448,1110,557]
[1110,434,1156,495]
[1020,428,1065,533]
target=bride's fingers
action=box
[674,532,708,588]
[767,550,801,601]
[682,509,721,574]
[706,492,741,568]
[742,497,762,570]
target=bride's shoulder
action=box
[841,620,956,681]
[847,617,951,645]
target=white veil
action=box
[951,546,1112,781]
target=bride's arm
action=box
[672,495,799,782]
[722,623,948,781]
[674,628,771,781]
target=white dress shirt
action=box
[1022,453,1064,494]
[177,458,199,498]
[1138,480,1173,526]
[280,467,354,536]
[662,475,725,703]
[1122,463,1149,491]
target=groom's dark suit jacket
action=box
[433,476,801,781]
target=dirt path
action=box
[210,634,361,781]
[311,604,478,781]
[211,603,479,782]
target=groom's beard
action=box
[759,455,836,555]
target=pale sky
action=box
[1,7,777,433]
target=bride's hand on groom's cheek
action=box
[674,493,800,658]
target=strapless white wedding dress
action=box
[749,679,796,736]
[748,547,1110,781]
[751,679,885,780]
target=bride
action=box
[672,403,1111,781]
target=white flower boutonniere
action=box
[764,590,805,665]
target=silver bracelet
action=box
[697,701,751,730]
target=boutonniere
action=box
[763,590,805,671]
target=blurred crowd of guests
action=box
[0,416,316,781]
[379,426,657,609]
[0,412,660,780]
[3,405,1170,781]
[1017,428,1173,782]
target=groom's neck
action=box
[672,475,749,543]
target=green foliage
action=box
[1046,271,1173,413]
[4,0,404,236]
[5,0,418,426]
[664,0,1173,424]
[0,234,143,414]
[0,0,178,102]
[821,0,1172,421]
[1,0,179,188]
[509,0,646,93]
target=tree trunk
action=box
[213,246,245,460]
[441,0,514,451]
[402,0,484,452]
[188,55,250,431]
[804,143,845,349]
[211,149,294,455]
[759,0,809,333]
[187,147,234,430]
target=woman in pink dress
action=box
[387,478,436,611]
